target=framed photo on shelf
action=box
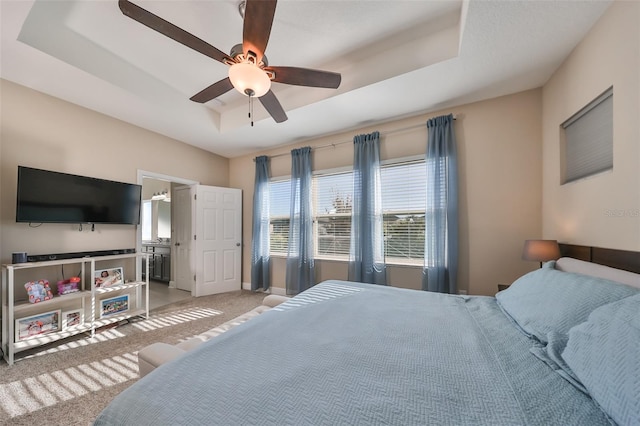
[62,309,84,330]
[15,309,60,342]
[100,294,129,318]
[94,267,124,288]
[24,279,54,303]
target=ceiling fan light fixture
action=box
[228,61,271,97]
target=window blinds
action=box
[268,160,428,264]
[562,88,613,183]
[269,180,291,254]
[380,161,427,263]
[315,172,353,257]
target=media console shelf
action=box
[2,253,149,365]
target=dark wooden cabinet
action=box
[161,254,171,281]
[142,244,171,283]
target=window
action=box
[381,161,426,264]
[315,172,353,258]
[268,159,427,265]
[562,87,613,183]
[141,200,152,241]
[269,179,291,254]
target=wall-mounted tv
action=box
[16,166,142,225]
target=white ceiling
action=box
[1,0,611,158]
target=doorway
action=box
[137,170,198,309]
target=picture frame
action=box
[100,294,129,318]
[62,309,84,330]
[24,279,54,303]
[94,267,124,288]
[15,309,60,342]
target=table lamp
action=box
[522,239,561,267]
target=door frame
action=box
[136,170,199,287]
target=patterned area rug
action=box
[0,290,265,425]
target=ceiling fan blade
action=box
[190,78,234,103]
[259,90,288,123]
[266,66,341,89]
[242,0,277,63]
[119,0,232,64]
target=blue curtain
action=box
[422,114,458,294]
[286,147,315,295]
[251,156,271,291]
[348,132,387,285]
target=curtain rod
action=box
[255,114,457,161]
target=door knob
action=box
[236,243,241,247]
[175,242,181,246]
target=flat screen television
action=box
[16,166,142,225]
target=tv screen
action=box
[16,166,142,225]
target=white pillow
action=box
[555,257,640,289]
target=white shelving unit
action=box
[1,253,149,365]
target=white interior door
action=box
[194,185,242,297]
[174,186,193,292]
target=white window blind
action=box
[381,161,427,264]
[562,88,613,183]
[268,159,427,266]
[314,172,353,258]
[269,180,291,254]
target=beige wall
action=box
[230,89,543,296]
[0,79,229,263]
[542,1,640,251]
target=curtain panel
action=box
[348,131,387,285]
[251,155,271,291]
[422,114,458,294]
[286,147,316,295]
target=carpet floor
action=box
[0,290,266,426]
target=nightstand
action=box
[497,284,511,292]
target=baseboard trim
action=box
[242,282,287,296]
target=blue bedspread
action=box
[94,281,609,425]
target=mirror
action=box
[157,200,171,239]
[141,177,172,243]
[141,199,171,242]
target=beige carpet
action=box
[0,290,266,426]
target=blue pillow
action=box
[561,294,640,425]
[496,265,639,344]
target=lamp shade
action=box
[522,239,561,262]
[228,62,271,97]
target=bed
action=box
[94,256,640,425]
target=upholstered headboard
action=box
[555,257,640,289]
[559,243,640,275]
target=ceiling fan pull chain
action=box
[250,96,254,127]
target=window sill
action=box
[269,253,422,268]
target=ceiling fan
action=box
[118,0,342,124]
